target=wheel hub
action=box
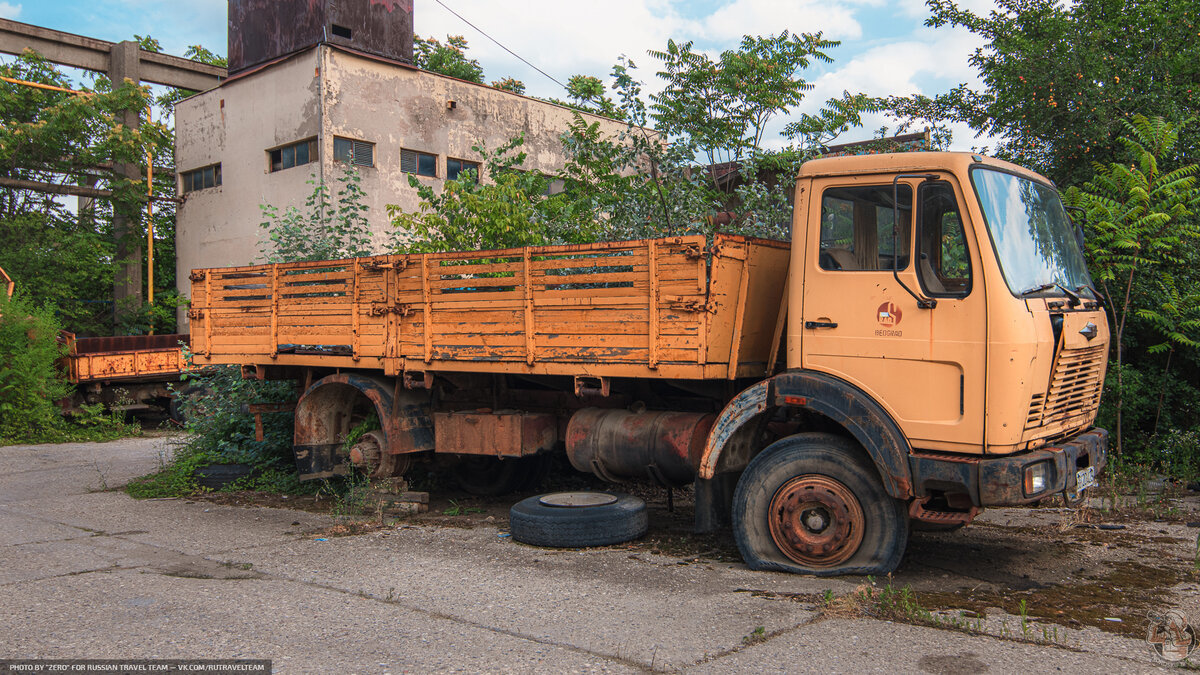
[767,474,865,568]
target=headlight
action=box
[1024,461,1051,496]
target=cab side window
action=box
[917,182,972,296]
[819,185,912,271]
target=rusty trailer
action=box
[60,333,191,415]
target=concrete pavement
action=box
[0,436,1177,673]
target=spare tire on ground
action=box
[509,492,647,548]
[194,463,254,490]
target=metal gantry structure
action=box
[0,18,226,320]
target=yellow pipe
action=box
[0,75,90,96]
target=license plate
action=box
[1076,466,1096,491]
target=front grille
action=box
[1026,344,1106,429]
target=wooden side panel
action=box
[190,235,790,380]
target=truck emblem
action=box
[877,302,902,327]
[1079,322,1098,341]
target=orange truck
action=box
[188,152,1109,575]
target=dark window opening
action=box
[269,138,316,173]
[333,136,374,168]
[182,164,222,193]
[401,149,437,177]
[331,24,352,39]
[917,181,972,297]
[446,158,480,181]
[819,184,912,271]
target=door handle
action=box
[804,321,838,329]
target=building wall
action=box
[175,49,322,291]
[175,44,629,328]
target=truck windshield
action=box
[971,168,1093,298]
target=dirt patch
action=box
[914,560,1192,638]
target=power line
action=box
[432,0,568,92]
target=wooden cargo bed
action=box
[189,234,789,380]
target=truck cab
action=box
[703,152,1108,575]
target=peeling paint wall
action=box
[175,45,630,329]
[175,49,322,327]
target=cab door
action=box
[798,174,986,453]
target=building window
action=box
[446,158,480,181]
[333,136,374,167]
[269,138,316,173]
[401,149,437,177]
[182,164,221,193]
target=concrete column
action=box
[108,40,143,329]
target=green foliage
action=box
[127,350,297,499]
[388,135,599,252]
[898,0,1200,185]
[783,91,885,151]
[649,31,836,172]
[0,293,135,444]
[0,49,178,335]
[491,77,526,95]
[414,35,484,83]
[1067,115,1200,452]
[183,45,228,67]
[0,293,73,441]
[260,165,375,262]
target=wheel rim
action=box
[767,474,865,568]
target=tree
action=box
[388,135,599,252]
[895,0,1200,186]
[414,35,484,83]
[648,31,836,189]
[1067,115,1200,452]
[0,50,172,335]
[491,77,526,95]
[259,166,375,262]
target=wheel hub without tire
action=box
[767,474,864,567]
[348,430,409,479]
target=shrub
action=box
[0,293,73,441]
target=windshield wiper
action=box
[1020,282,1081,307]
[1076,283,1107,308]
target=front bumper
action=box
[909,428,1108,507]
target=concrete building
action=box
[174,0,627,327]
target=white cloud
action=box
[762,25,987,150]
[0,2,22,19]
[699,0,862,42]
[417,0,867,100]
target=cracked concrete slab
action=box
[684,617,1161,674]
[0,435,1188,672]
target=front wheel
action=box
[732,433,908,576]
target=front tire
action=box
[732,433,908,576]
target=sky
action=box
[0,0,998,149]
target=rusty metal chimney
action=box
[228,0,414,75]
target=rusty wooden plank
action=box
[352,258,361,361]
[726,246,753,379]
[421,255,432,363]
[269,265,280,359]
[649,239,659,369]
[523,248,536,365]
[767,274,789,375]
[203,271,212,357]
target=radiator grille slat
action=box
[1026,345,1105,429]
